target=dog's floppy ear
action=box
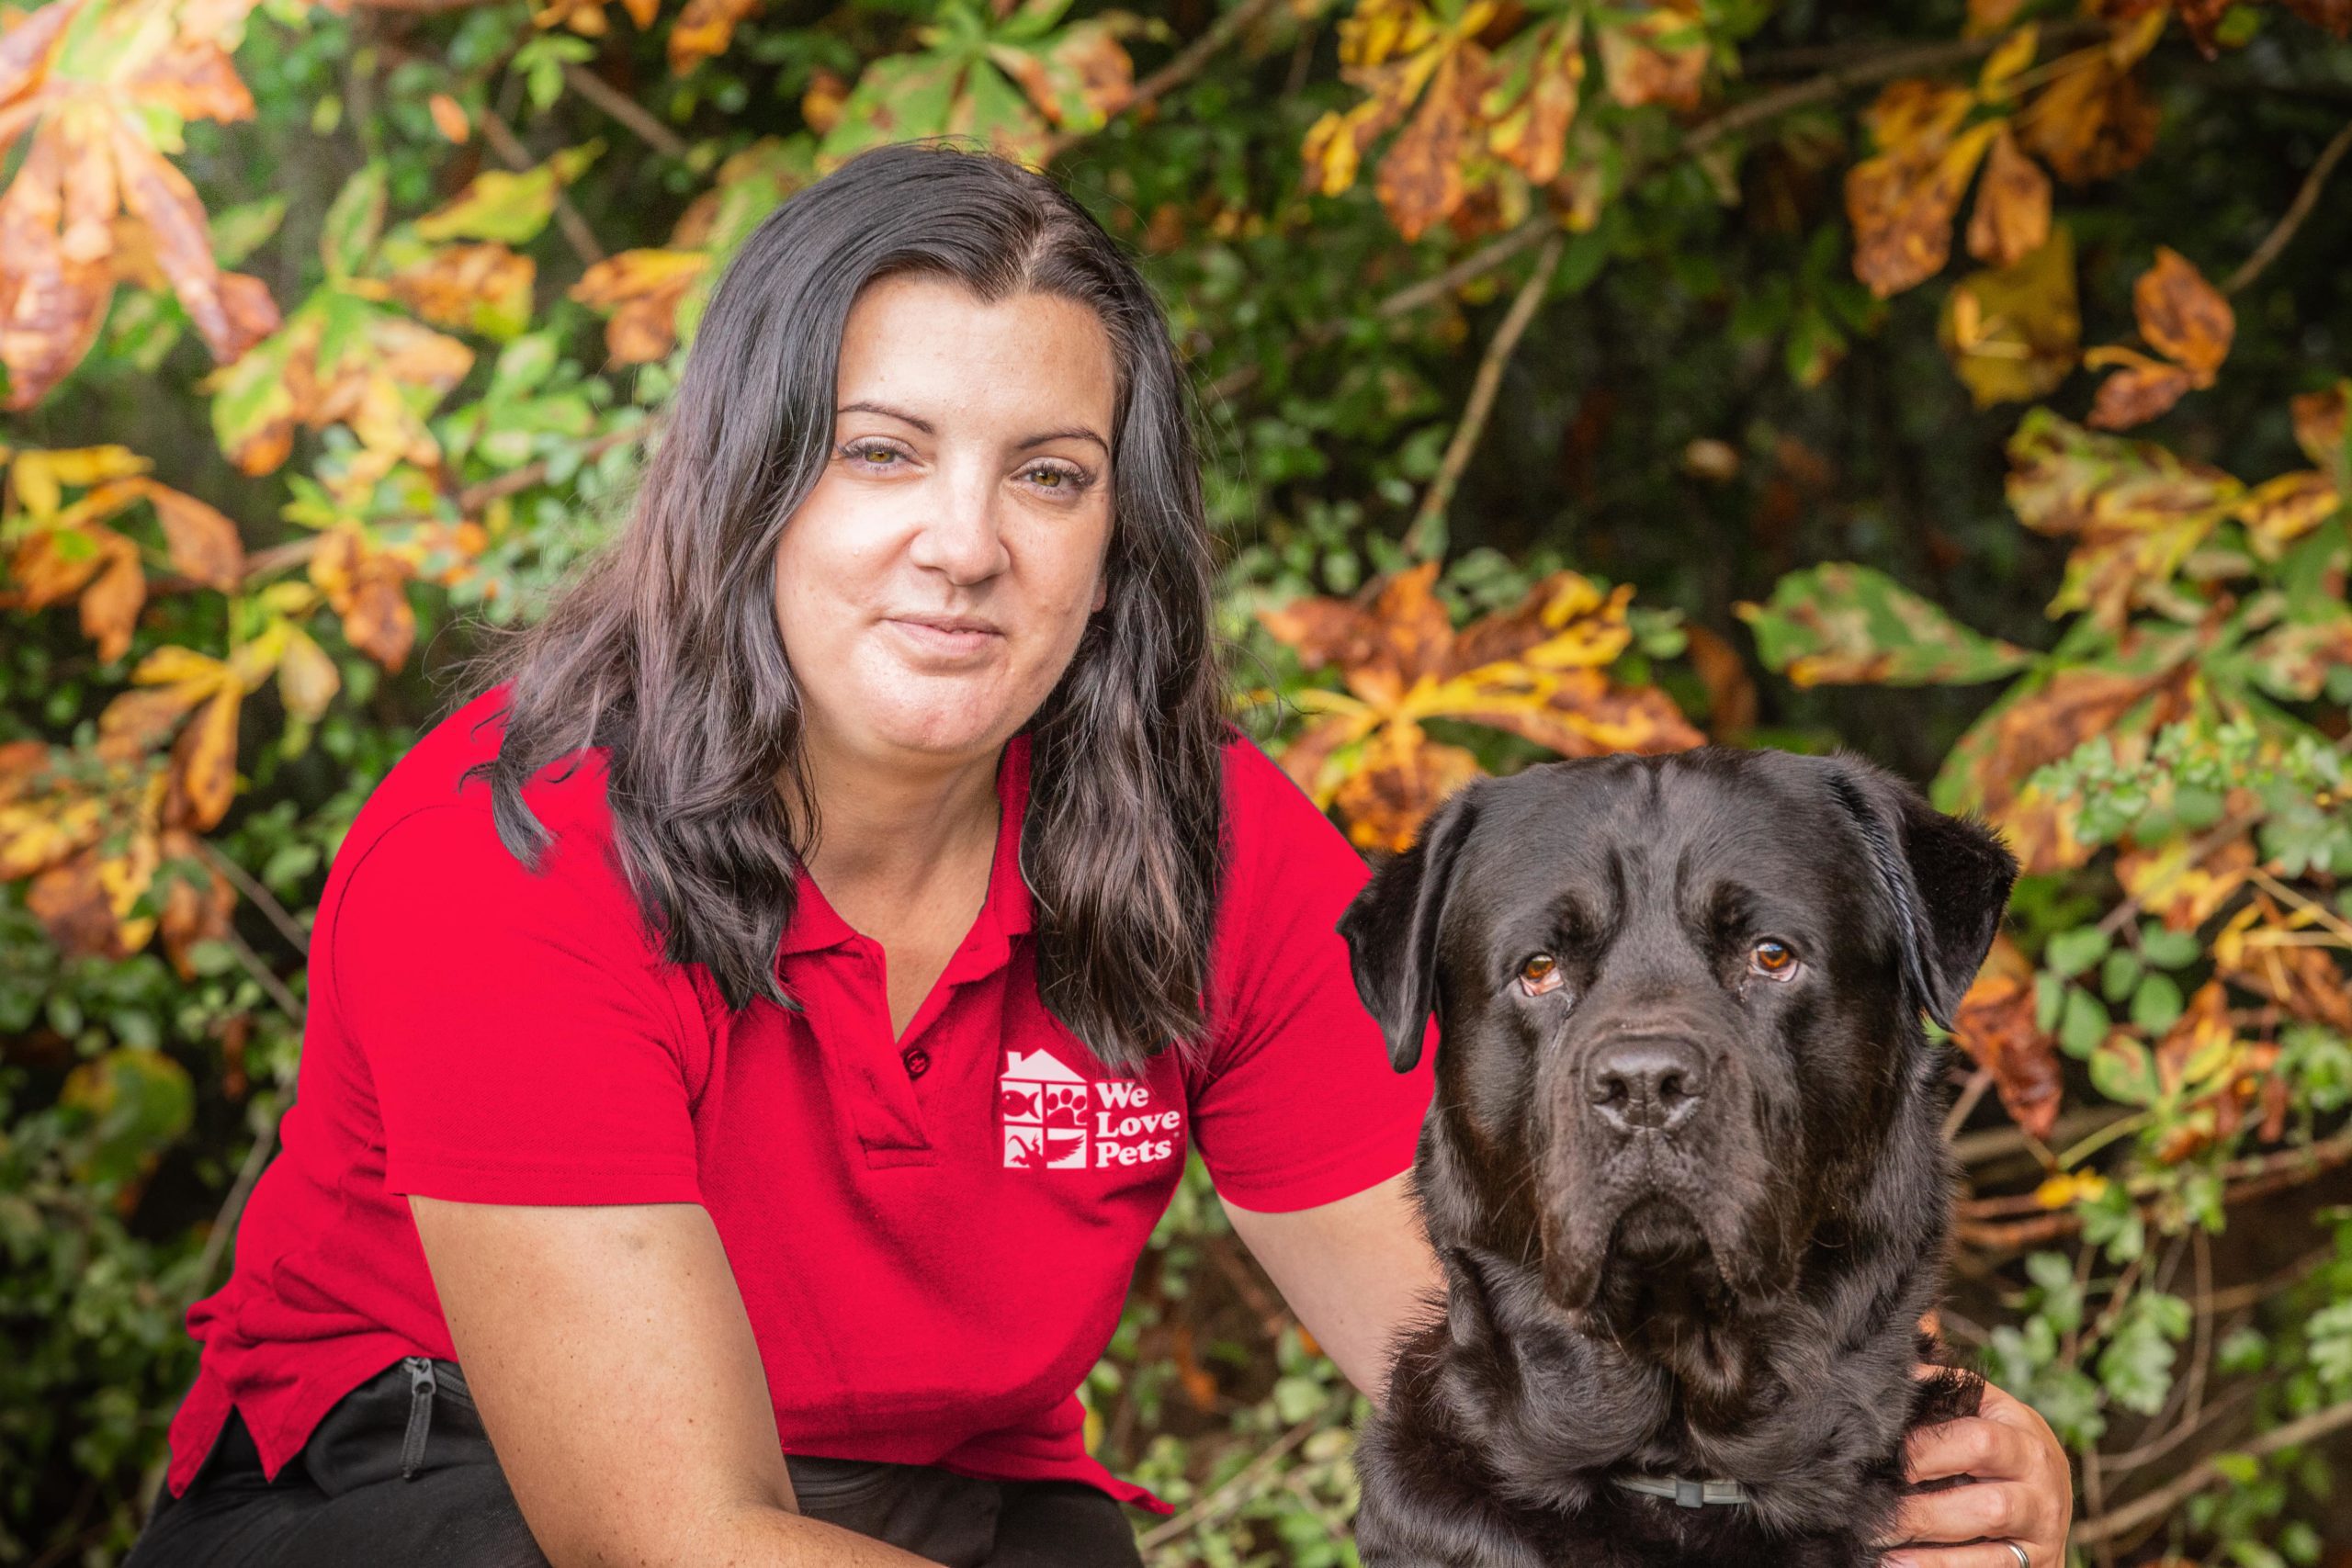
[1336,781,1484,1073]
[1817,751,2020,1033]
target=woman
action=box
[128,141,2071,1567]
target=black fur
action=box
[1337,747,2020,1567]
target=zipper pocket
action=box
[400,1356,436,1480]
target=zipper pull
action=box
[401,1356,437,1480]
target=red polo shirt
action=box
[164,681,1441,1514]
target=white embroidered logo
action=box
[1000,1046,1181,1171]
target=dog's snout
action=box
[1588,1038,1707,1133]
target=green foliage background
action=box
[4,0,2352,1562]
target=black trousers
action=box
[123,1359,1148,1568]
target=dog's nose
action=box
[1589,1038,1707,1133]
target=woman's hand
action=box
[1874,1369,2075,1568]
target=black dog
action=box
[1338,746,2019,1567]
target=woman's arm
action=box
[1218,1168,1444,1409]
[409,1196,941,1568]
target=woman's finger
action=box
[1878,1480,2032,1547]
[1880,1541,2042,1568]
[1904,1412,2035,1484]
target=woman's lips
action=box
[885,617,1001,660]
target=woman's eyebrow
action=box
[837,400,1108,455]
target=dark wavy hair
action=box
[442,140,1234,1076]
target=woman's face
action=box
[774,273,1117,770]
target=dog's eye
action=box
[1519,953,1566,996]
[1749,939,1799,979]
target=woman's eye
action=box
[1749,939,1799,980]
[1023,462,1087,492]
[1518,953,1565,996]
[839,442,901,468]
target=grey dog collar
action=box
[1611,1474,1750,1508]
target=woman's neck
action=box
[788,730,1005,910]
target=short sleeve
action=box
[1184,736,1440,1213]
[330,803,704,1206]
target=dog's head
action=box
[1338,746,2018,1332]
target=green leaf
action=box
[2130,973,2184,1034]
[1734,563,2036,687]
[2061,987,2110,1059]
[320,160,389,282]
[2047,925,2112,978]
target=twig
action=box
[562,62,690,160]
[2097,1378,2259,1476]
[457,414,659,510]
[478,104,606,267]
[191,1109,281,1303]
[1956,1130,2352,1250]
[196,839,311,959]
[2072,1394,2352,1546]
[2222,117,2352,296]
[1943,1066,1995,1143]
[1403,231,1565,559]
[1044,0,1289,163]
[1135,1386,1355,1548]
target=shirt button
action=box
[901,1046,930,1079]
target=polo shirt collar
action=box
[777,730,1035,964]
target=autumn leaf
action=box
[1951,931,2064,1140]
[155,825,234,981]
[1734,562,2035,686]
[1596,0,1707,111]
[1941,223,2078,408]
[2290,381,2349,487]
[0,0,282,408]
[382,241,536,341]
[414,143,604,247]
[2233,470,2342,563]
[1964,124,2052,266]
[1257,560,1701,845]
[2085,248,2234,431]
[1845,80,2000,298]
[2005,408,2242,627]
[2015,13,2163,186]
[308,522,418,671]
[669,0,766,73]
[2115,833,2256,931]
[2214,893,2352,1032]
[1481,15,1583,186]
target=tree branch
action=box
[2072,1394,2352,1547]
[562,61,690,160]
[1404,231,1565,558]
[2222,115,2352,295]
[1045,0,1291,162]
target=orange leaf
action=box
[1964,124,2051,267]
[2132,245,2233,377]
[168,683,242,831]
[79,528,145,663]
[1846,107,1999,299]
[1950,931,2063,1140]
[156,825,234,981]
[2085,346,2196,431]
[2015,18,2162,186]
[136,479,245,589]
[1375,46,1482,242]
[1330,720,1482,852]
[1597,0,1708,111]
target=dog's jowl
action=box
[1338,747,2020,1568]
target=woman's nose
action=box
[904,465,1011,581]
